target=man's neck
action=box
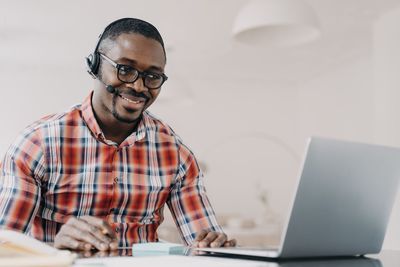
[99,118,139,145]
[93,108,140,145]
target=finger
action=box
[194,230,209,241]
[82,250,94,258]
[109,241,119,250]
[80,216,116,239]
[54,235,92,251]
[223,239,237,247]
[62,223,108,251]
[72,217,113,245]
[198,232,219,248]
[193,229,209,247]
[80,216,116,240]
[210,233,228,248]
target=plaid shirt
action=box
[0,92,222,246]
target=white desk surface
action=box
[74,255,271,267]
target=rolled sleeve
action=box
[0,129,44,233]
[167,143,223,245]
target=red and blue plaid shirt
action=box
[0,92,222,246]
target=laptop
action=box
[196,137,400,259]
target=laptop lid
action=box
[279,137,400,258]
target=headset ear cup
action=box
[91,52,100,75]
[86,52,100,76]
[85,54,93,74]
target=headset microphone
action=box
[96,77,118,95]
[106,84,116,94]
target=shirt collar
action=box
[81,91,147,146]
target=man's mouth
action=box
[118,94,146,104]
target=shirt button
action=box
[115,227,120,233]
[114,177,119,183]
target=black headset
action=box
[85,18,132,78]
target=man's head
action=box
[89,18,167,126]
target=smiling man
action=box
[0,18,235,251]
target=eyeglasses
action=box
[100,53,168,89]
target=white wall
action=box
[198,56,375,230]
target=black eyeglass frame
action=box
[99,53,168,89]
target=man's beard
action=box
[111,94,143,124]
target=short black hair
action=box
[97,18,166,60]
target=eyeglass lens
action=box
[117,66,164,89]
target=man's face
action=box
[95,33,166,124]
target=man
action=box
[0,18,236,251]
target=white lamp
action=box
[233,0,321,46]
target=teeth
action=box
[120,95,141,104]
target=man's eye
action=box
[146,73,161,80]
[119,65,134,76]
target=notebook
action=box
[0,229,76,266]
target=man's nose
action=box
[128,76,148,93]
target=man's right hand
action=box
[54,215,118,251]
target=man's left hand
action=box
[193,230,237,248]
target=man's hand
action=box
[192,230,237,248]
[54,216,118,251]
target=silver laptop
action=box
[196,137,400,259]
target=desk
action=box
[73,249,400,267]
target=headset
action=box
[85,18,132,78]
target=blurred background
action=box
[1,0,400,248]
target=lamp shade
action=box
[233,0,321,46]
